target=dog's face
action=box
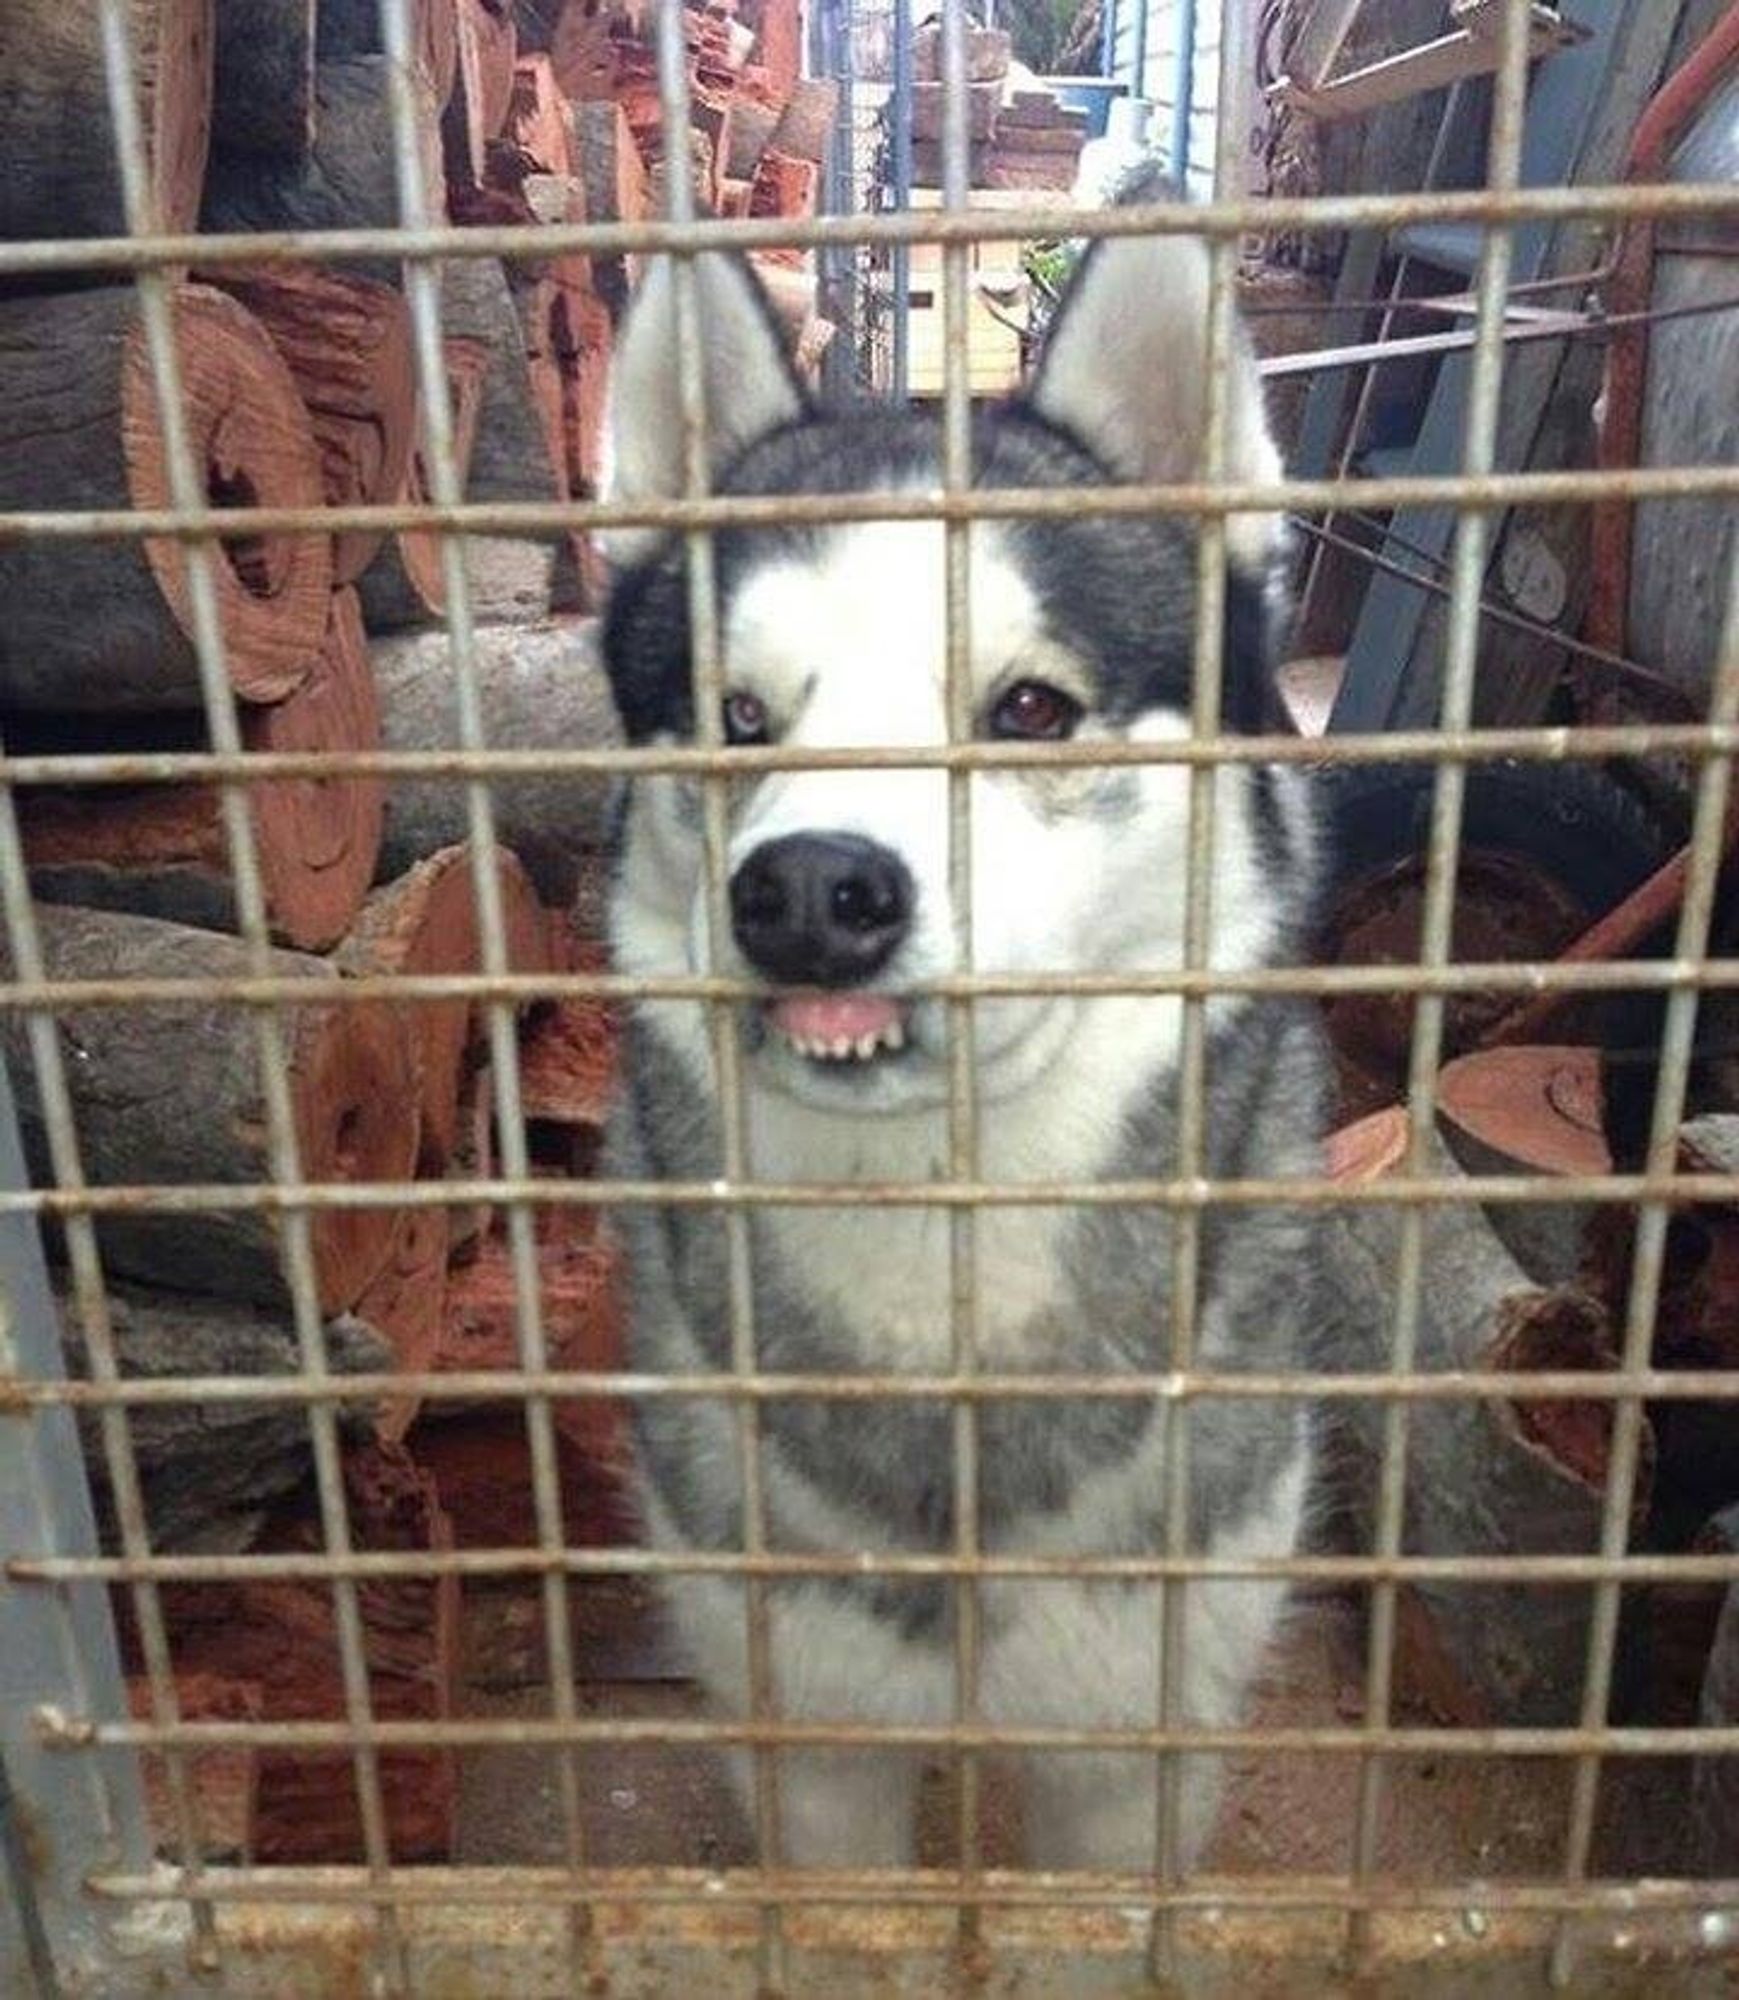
[601,229,1297,1116]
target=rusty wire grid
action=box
[1,0,1738,1994]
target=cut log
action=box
[317,0,459,104]
[202,57,445,284]
[129,1673,259,1864]
[437,1217,625,1464]
[209,267,417,584]
[357,340,490,633]
[910,22,1011,82]
[725,95,781,180]
[161,1442,458,1864]
[0,285,330,712]
[2,906,418,1313]
[547,0,618,101]
[212,0,316,164]
[908,80,1000,143]
[519,1000,619,1131]
[0,1,213,242]
[355,1204,451,1444]
[416,1407,630,1554]
[448,1057,496,1261]
[61,1283,390,1554]
[20,591,384,953]
[567,99,647,314]
[753,0,803,103]
[1323,1125,1652,1726]
[369,618,621,901]
[1437,1044,1609,1285]
[769,76,839,164]
[339,844,557,1170]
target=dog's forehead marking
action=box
[723,520,1055,733]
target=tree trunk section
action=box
[338,843,555,1170]
[21,591,384,952]
[202,57,445,285]
[0,285,331,711]
[444,0,519,190]
[210,266,417,583]
[2,905,419,1312]
[369,618,621,902]
[353,1205,450,1443]
[0,0,213,241]
[59,1280,390,1552]
[212,0,315,164]
[357,341,489,632]
[1322,1125,1654,1727]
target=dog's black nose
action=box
[729,833,913,986]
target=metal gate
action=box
[2,0,1737,1992]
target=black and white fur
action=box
[598,212,1332,1871]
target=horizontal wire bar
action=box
[1,178,1735,279]
[4,460,1738,545]
[76,1864,1739,1921]
[8,1367,1739,1412]
[11,1546,1739,1589]
[39,1715,1739,1758]
[0,958,1731,1013]
[3,1170,1736,1218]
[4,719,1737,786]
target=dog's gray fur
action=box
[597,196,1334,1871]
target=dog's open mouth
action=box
[765,993,910,1065]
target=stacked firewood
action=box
[898,25,1090,193]
[0,0,834,1869]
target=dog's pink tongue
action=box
[771,994,900,1042]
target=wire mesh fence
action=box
[1,0,1737,1994]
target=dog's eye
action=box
[989,679,1083,742]
[722,691,770,745]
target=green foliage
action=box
[998,0,1083,74]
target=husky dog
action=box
[597,208,1331,1872]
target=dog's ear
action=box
[600,252,809,565]
[1024,226,1283,573]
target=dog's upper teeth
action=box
[826,1035,853,1060]
[854,1032,879,1059]
[884,1018,905,1051]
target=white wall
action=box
[1106,0,1225,196]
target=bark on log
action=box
[339,844,556,1170]
[567,100,646,315]
[357,341,489,632]
[21,591,384,952]
[520,998,619,1130]
[161,1441,458,1864]
[0,1,213,242]
[317,0,459,104]
[202,58,445,285]
[1322,1125,1654,1726]
[3,906,418,1312]
[212,0,315,164]
[369,618,621,902]
[769,76,839,164]
[60,1281,390,1553]
[129,1673,259,1864]
[547,0,619,101]
[210,266,417,583]
[0,285,331,712]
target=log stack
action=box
[1,0,821,1869]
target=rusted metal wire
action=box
[0,179,1734,282]
[3,459,1738,544]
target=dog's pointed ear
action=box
[600,252,809,565]
[1024,228,1284,572]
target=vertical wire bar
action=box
[94,3,409,1985]
[650,5,784,1985]
[937,0,982,1951]
[0,783,219,1970]
[1343,0,1530,1966]
[371,4,596,1988]
[1548,534,1739,1990]
[1147,13,1245,1981]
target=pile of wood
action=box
[0,0,840,1869]
[897,27,1089,193]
